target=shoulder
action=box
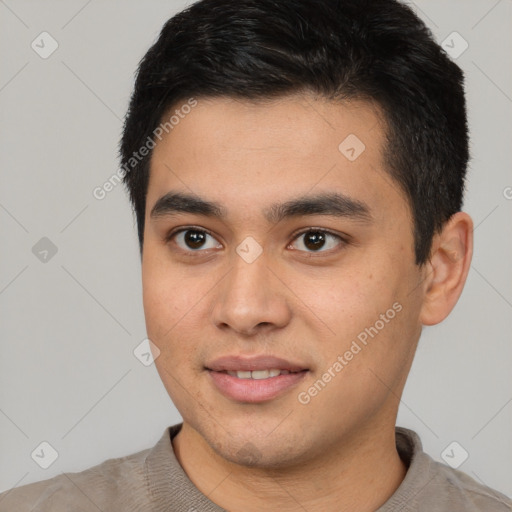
[0,445,153,512]
[393,427,512,512]
[425,458,512,511]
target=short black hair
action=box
[120,0,469,264]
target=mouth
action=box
[204,354,310,402]
[205,367,309,403]
[215,368,305,379]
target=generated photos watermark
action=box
[92,97,198,200]
[297,301,403,405]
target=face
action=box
[142,94,426,468]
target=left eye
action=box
[290,230,344,253]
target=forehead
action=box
[146,94,406,222]
[154,93,385,156]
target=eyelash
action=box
[164,226,348,257]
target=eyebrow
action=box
[150,191,372,224]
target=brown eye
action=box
[184,230,207,249]
[291,229,344,253]
[169,228,222,251]
[303,231,327,251]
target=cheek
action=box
[292,263,397,335]
[142,253,200,338]
[141,251,211,376]
[292,257,417,377]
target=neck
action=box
[172,419,408,512]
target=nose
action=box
[211,248,292,337]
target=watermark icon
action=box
[31,32,59,59]
[441,441,469,469]
[503,186,512,200]
[133,338,161,366]
[236,236,263,263]
[298,301,403,405]
[92,98,198,200]
[338,134,366,161]
[32,237,58,263]
[441,31,468,60]
[31,441,59,469]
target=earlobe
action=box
[419,212,473,326]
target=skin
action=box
[141,93,473,512]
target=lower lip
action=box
[207,370,308,403]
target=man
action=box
[1,0,510,510]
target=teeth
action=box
[226,369,291,379]
[252,370,272,379]
[234,370,252,379]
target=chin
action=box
[202,426,308,470]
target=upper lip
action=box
[206,355,308,372]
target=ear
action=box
[419,212,473,326]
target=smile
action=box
[224,369,299,379]
[207,369,308,402]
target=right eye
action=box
[166,228,222,252]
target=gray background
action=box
[1,0,511,499]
